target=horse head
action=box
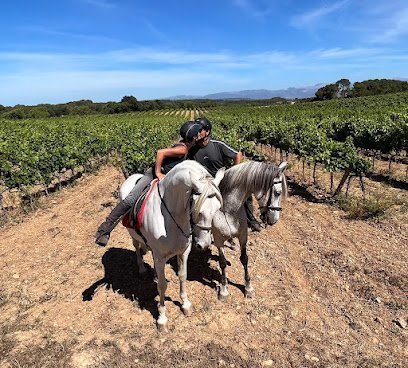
[190,167,224,250]
[257,161,288,226]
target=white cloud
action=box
[18,25,124,45]
[1,46,407,104]
[369,7,408,43]
[0,48,295,70]
[291,0,350,28]
[309,47,384,59]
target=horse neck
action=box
[221,185,249,213]
[159,171,192,220]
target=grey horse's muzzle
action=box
[192,224,212,251]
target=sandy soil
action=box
[0,165,407,368]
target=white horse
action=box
[119,160,224,331]
[212,161,287,300]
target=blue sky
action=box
[1,0,407,105]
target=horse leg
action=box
[132,239,147,275]
[218,246,229,300]
[239,231,254,298]
[155,259,168,332]
[178,244,193,316]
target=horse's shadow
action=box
[83,246,245,319]
[169,246,246,295]
[83,247,166,319]
[168,246,221,289]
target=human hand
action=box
[156,172,166,181]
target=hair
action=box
[219,161,281,196]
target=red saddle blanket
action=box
[122,179,159,230]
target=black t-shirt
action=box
[188,139,238,177]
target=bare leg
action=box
[178,244,192,316]
[239,229,253,298]
[218,246,229,300]
[132,239,147,275]
[154,258,168,331]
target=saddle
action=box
[122,179,159,230]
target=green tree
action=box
[27,107,50,118]
[121,95,139,111]
[2,108,26,119]
[335,78,351,98]
[315,83,338,100]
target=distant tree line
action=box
[3,78,406,119]
[0,95,289,120]
[0,96,220,120]
[315,78,408,100]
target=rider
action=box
[95,121,204,247]
[189,117,262,232]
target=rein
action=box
[156,181,213,239]
[157,181,192,238]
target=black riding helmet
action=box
[179,121,203,143]
[195,117,212,132]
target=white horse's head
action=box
[190,167,224,250]
[257,162,288,225]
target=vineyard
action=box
[0,93,407,367]
[206,93,408,191]
[1,93,407,208]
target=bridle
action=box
[258,179,283,213]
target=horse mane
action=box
[281,172,288,201]
[191,177,223,218]
[220,160,281,195]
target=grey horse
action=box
[212,160,288,300]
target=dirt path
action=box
[1,166,407,367]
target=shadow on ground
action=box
[82,247,163,319]
[83,246,247,319]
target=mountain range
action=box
[167,84,324,100]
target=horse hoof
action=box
[157,322,168,333]
[182,306,193,317]
[245,289,254,299]
[218,292,229,301]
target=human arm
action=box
[234,151,243,165]
[155,145,188,180]
[217,140,242,165]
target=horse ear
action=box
[278,161,288,172]
[213,167,225,186]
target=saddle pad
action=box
[122,179,158,230]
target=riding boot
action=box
[244,198,262,232]
[95,200,132,246]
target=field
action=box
[0,165,406,367]
[0,95,407,367]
